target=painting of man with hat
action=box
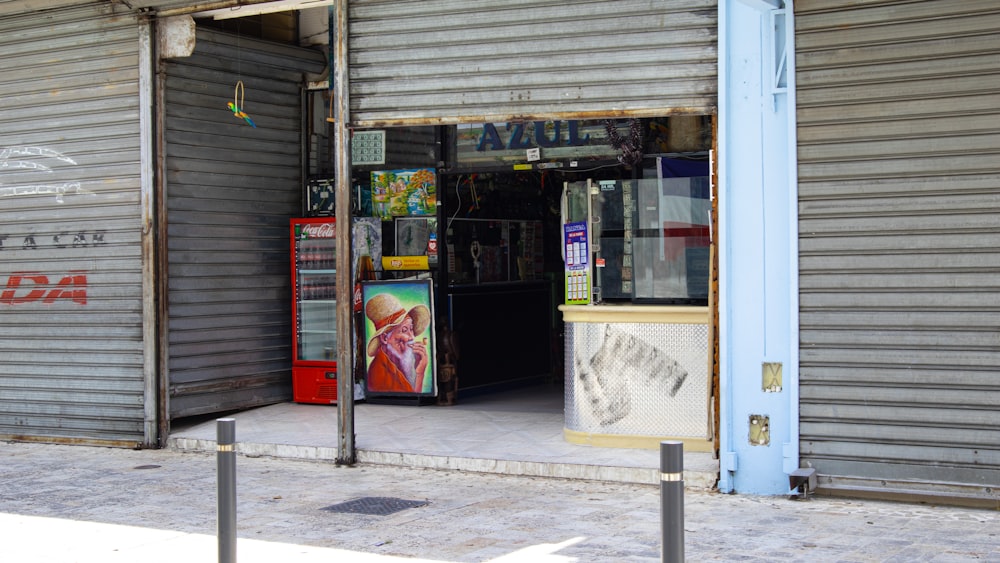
[362,280,435,395]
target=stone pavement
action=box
[1,442,997,562]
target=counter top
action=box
[558,304,709,324]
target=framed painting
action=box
[370,168,437,221]
[361,279,437,398]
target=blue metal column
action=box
[718,0,800,494]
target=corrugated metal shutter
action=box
[347,0,718,126]
[795,0,1000,501]
[0,1,188,17]
[163,28,326,418]
[0,4,148,445]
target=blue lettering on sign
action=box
[476,123,504,151]
[507,123,531,149]
[475,121,591,151]
[535,121,560,148]
[567,121,590,146]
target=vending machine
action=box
[290,217,338,404]
[561,179,594,304]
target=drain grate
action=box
[321,496,428,516]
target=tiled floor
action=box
[169,383,719,488]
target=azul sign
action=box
[456,120,616,165]
[476,121,592,151]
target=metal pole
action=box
[217,418,236,563]
[332,0,356,466]
[660,440,684,563]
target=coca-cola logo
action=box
[1,271,88,305]
[302,223,335,239]
[353,283,363,313]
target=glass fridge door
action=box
[295,235,337,362]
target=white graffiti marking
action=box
[0,146,92,204]
[1,161,53,172]
[0,183,86,204]
[0,146,76,163]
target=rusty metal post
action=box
[332,0,356,466]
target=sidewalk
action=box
[1,442,997,562]
[168,385,720,489]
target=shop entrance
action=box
[338,117,714,411]
[342,142,567,403]
[437,171,565,397]
[159,2,719,463]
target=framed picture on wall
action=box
[370,168,437,221]
[361,279,437,399]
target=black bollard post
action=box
[217,418,236,563]
[660,440,684,563]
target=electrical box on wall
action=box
[306,178,335,216]
[762,362,782,392]
[749,415,770,446]
[351,129,386,165]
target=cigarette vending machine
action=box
[290,218,338,403]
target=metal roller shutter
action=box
[347,0,718,126]
[163,28,326,418]
[795,0,1000,502]
[0,3,148,445]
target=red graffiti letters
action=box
[1,271,87,305]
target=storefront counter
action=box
[559,304,713,451]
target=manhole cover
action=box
[321,496,428,516]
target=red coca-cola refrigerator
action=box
[290,218,338,404]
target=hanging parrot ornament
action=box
[228,80,256,128]
[227,101,256,128]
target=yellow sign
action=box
[381,255,429,271]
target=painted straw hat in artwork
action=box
[365,292,430,357]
